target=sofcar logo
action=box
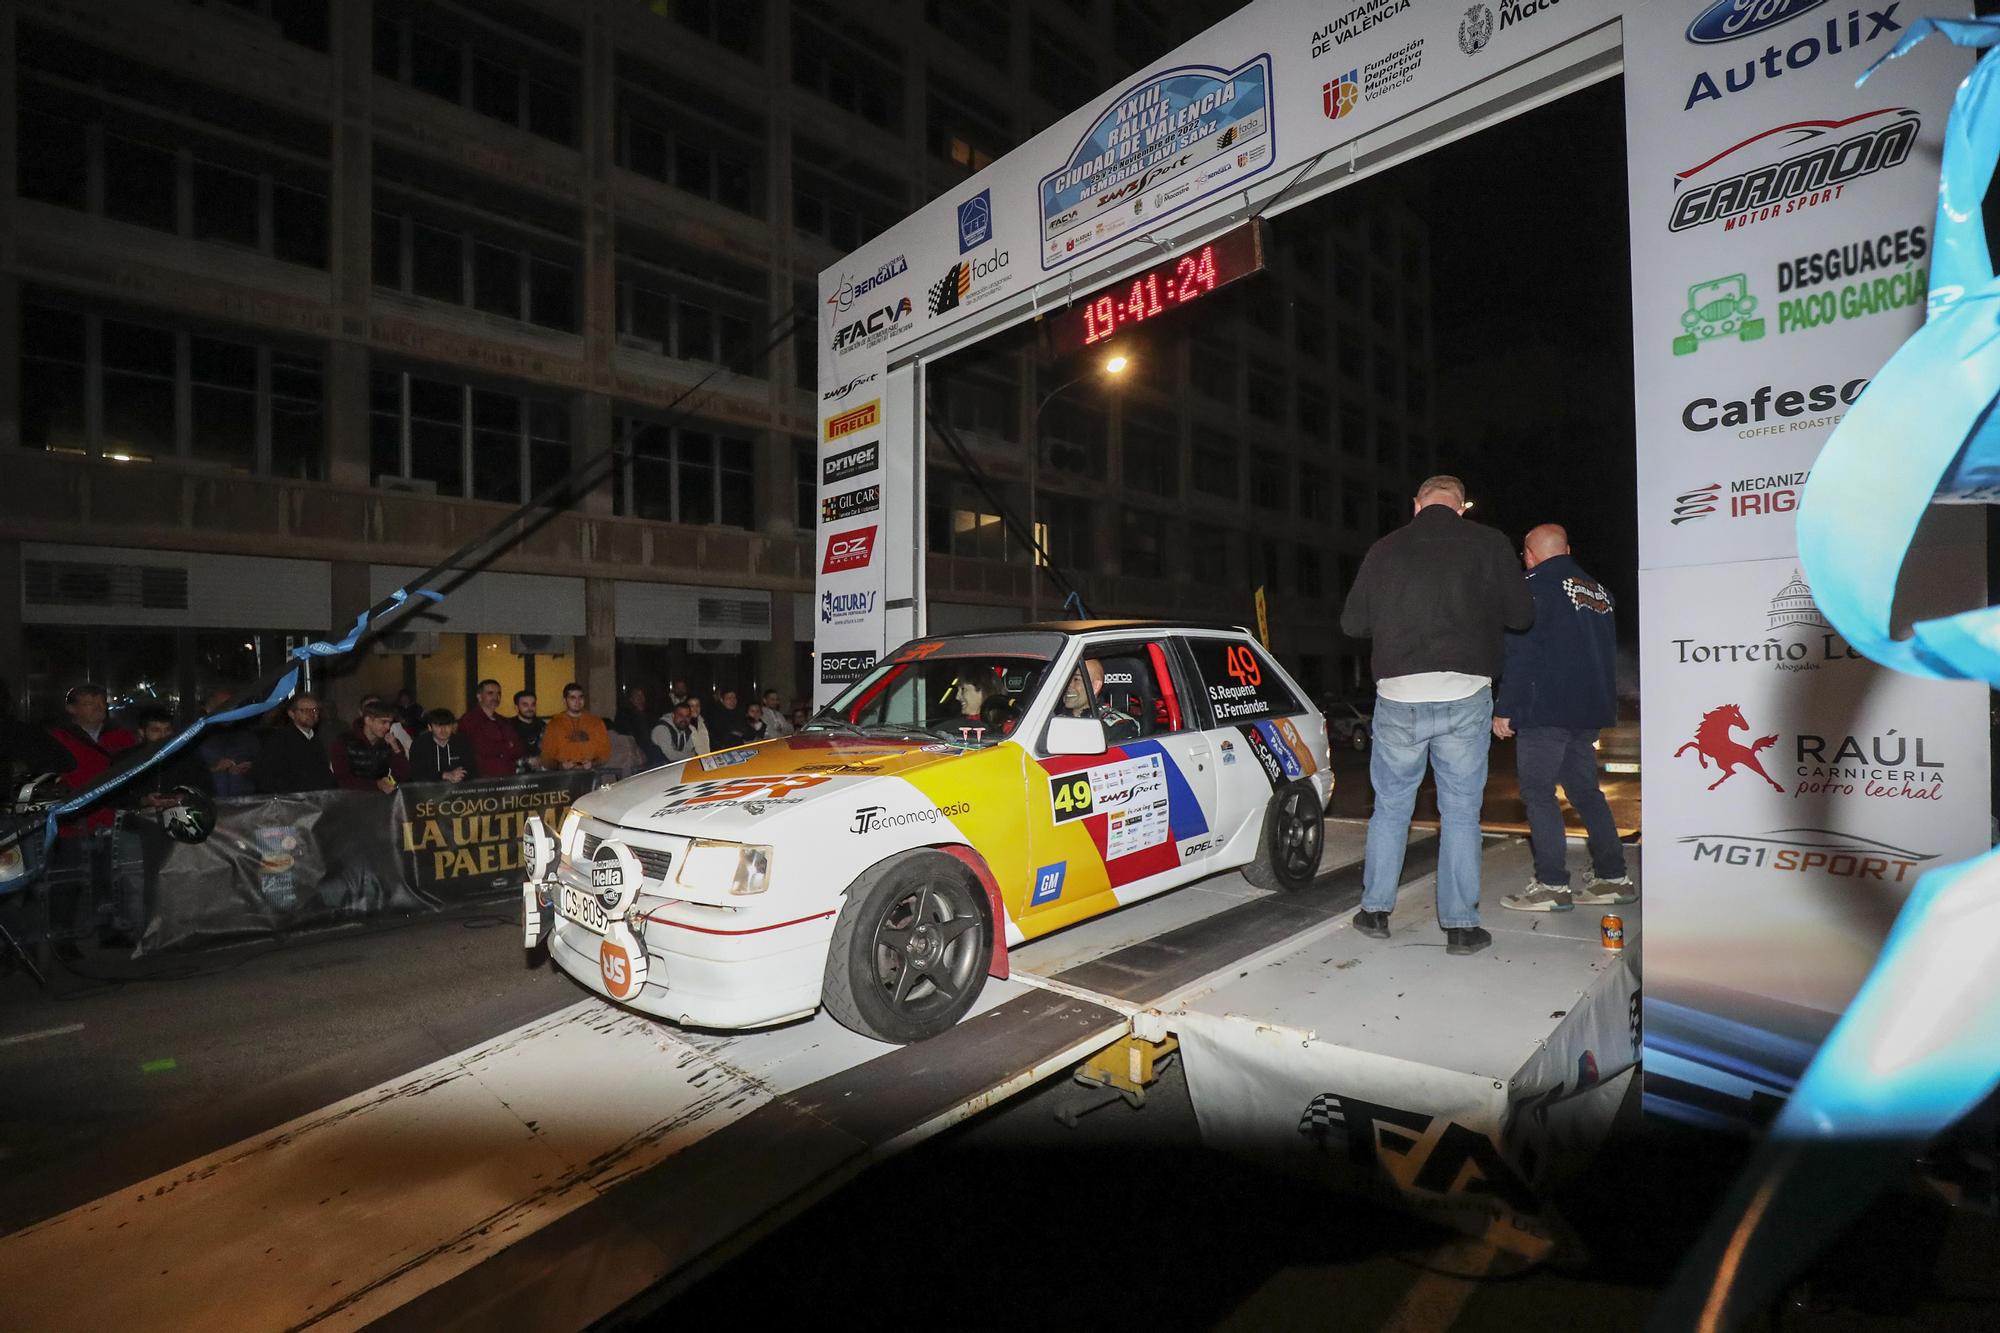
[1669,108,1919,234]
[1687,0,1828,44]
[819,650,878,686]
[822,441,879,486]
[823,399,880,443]
[821,525,877,573]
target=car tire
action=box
[1351,730,1368,751]
[821,850,992,1044]
[1242,780,1325,892]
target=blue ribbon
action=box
[38,588,443,856]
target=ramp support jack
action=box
[1056,1030,1179,1127]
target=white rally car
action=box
[523,621,1332,1043]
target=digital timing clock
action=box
[1044,219,1267,358]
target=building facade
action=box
[3,0,1431,724]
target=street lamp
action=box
[1029,351,1129,620]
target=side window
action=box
[1055,642,1186,739]
[1185,638,1302,724]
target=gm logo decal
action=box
[1031,861,1067,906]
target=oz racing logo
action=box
[821,525,877,573]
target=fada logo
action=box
[1679,826,1938,883]
[821,482,880,524]
[1669,108,1920,235]
[1672,274,1765,355]
[1684,4,1901,109]
[822,399,881,443]
[821,525,877,573]
[957,189,992,253]
[1322,70,1359,120]
[822,440,879,486]
[1309,0,1412,58]
[819,650,878,686]
[929,262,969,317]
[1686,0,1828,44]
[822,371,877,403]
[1458,4,1493,53]
[928,248,1010,316]
[1674,703,1784,793]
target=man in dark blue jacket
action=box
[1493,524,1634,912]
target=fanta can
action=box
[1601,914,1624,951]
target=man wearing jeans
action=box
[1493,524,1634,912]
[1339,476,1533,955]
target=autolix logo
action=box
[1668,108,1920,235]
[819,650,877,686]
[1686,0,1829,44]
[957,189,992,253]
[1683,5,1902,110]
[822,441,878,487]
[821,526,877,573]
[1674,703,1784,793]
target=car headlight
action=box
[677,840,773,897]
[558,810,581,855]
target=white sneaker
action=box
[1502,881,1574,912]
[1572,869,1637,906]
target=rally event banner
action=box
[1622,0,1989,1127]
[141,770,599,954]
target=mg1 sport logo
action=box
[823,441,878,486]
[1683,4,1901,110]
[823,399,880,443]
[821,483,880,525]
[1676,827,1938,883]
[820,589,878,625]
[1669,108,1920,236]
[821,525,877,573]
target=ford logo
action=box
[1686,0,1827,45]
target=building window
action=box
[616,66,766,217]
[939,370,1016,438]
[1250,460,1288,513]
[925,0,1010,67]
[794,439,816,530]
[1031,24,1093,107]
[1340,407,1367,458]
[792,10,902,130]
[1041,494,1093,571]
[1296,300,1327,359]
[1190,523,1239,584]
[1041,396,1106,480]
[1299,465,1331,523]
[1247,370,1287,423]
[373,191,580,333]
[794,141,906,250]
[928,478,1011,562]
[1121,408,1177,498]
[1297,387,1329,438]
[1256,538,1283,594]
[1189,339,1236,402]
[927,81,1011,170]
[1374,353,1400,404]
[20,299,325,479]
[664,0,762,57]
[1120,508,1165,579]
[615,247,764,372]
[1191,428,1238,500]
[184,0,330,50]
[1296,547,1324,598]
[613,415,756,530]
[371,366,568,502]
[373,1,579,145]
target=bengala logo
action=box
[822,371,877,403]
[1687,0,1829,44]
[824,255,908,319]
[1680,377,1867,432]
[1669,107,1920,234]
[1674,703,1783,793]
[1322,70,1359,120]
[822,441,879,486]
[957,189,992,253]
[821,525,877,573]
[823,399,880,443]
[820,589,879,624]
[1684,5,1900,109]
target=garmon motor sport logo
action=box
[821,483,880,525]
[1669,108,1920,235]
[822,441,878,487]
[1674,703,1945,801]
[1682,4,1901,110]
[1667,471,1808,524]
[1676,827,1939,884]
[1309,0,1411,59]
[822,371,877,403]
[821,525,877,573]
[819,650,878,686]
[1670,571,1862,673]
[822,399,880,444]
[1680,376,1867,437]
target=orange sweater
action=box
[540,711,611,767]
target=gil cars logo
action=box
[823,399,880,443]
[821,483,880,524]
[1686,0,1828,44]
[821,525,878,573]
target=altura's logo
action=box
[1674,703,1784,793]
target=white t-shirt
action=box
[1376,671,1491,704]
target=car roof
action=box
[955,619,1254,638]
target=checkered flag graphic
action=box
[1298,1093,1345,1144]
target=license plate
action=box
[560,884,610,933]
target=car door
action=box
[1180,633,1322,866]
[1023,637,1219,926]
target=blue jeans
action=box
[1514,726,1626,887]
[1362,692,1492,930]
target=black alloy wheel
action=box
[822,850,992,1043]
[1243,780,1325,892]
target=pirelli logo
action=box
[823,399,881,443]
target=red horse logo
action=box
[1674,703,1783,792]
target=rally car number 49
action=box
[523,622,1332,1043]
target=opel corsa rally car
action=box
[521,622,1332,1044]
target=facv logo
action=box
[821,525,877,573]
[1687,0,1829,44]
[1684,5,1901,110]
[957,188,992,253]
[831,298,915,353]
[823,371,877,403]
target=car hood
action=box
[574,732,983,835]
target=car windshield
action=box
[812,652,1054,747]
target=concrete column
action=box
[575,4,616,517]
[322,559,373,716]
[325,340,371,486]
[326,0,374,486]
[0,540,22,715]
[574,392,614,516]
[582,576,617,716]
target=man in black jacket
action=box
[255,693,336,795]
[1339,476,1533,956]
[1493,524,1634,912]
